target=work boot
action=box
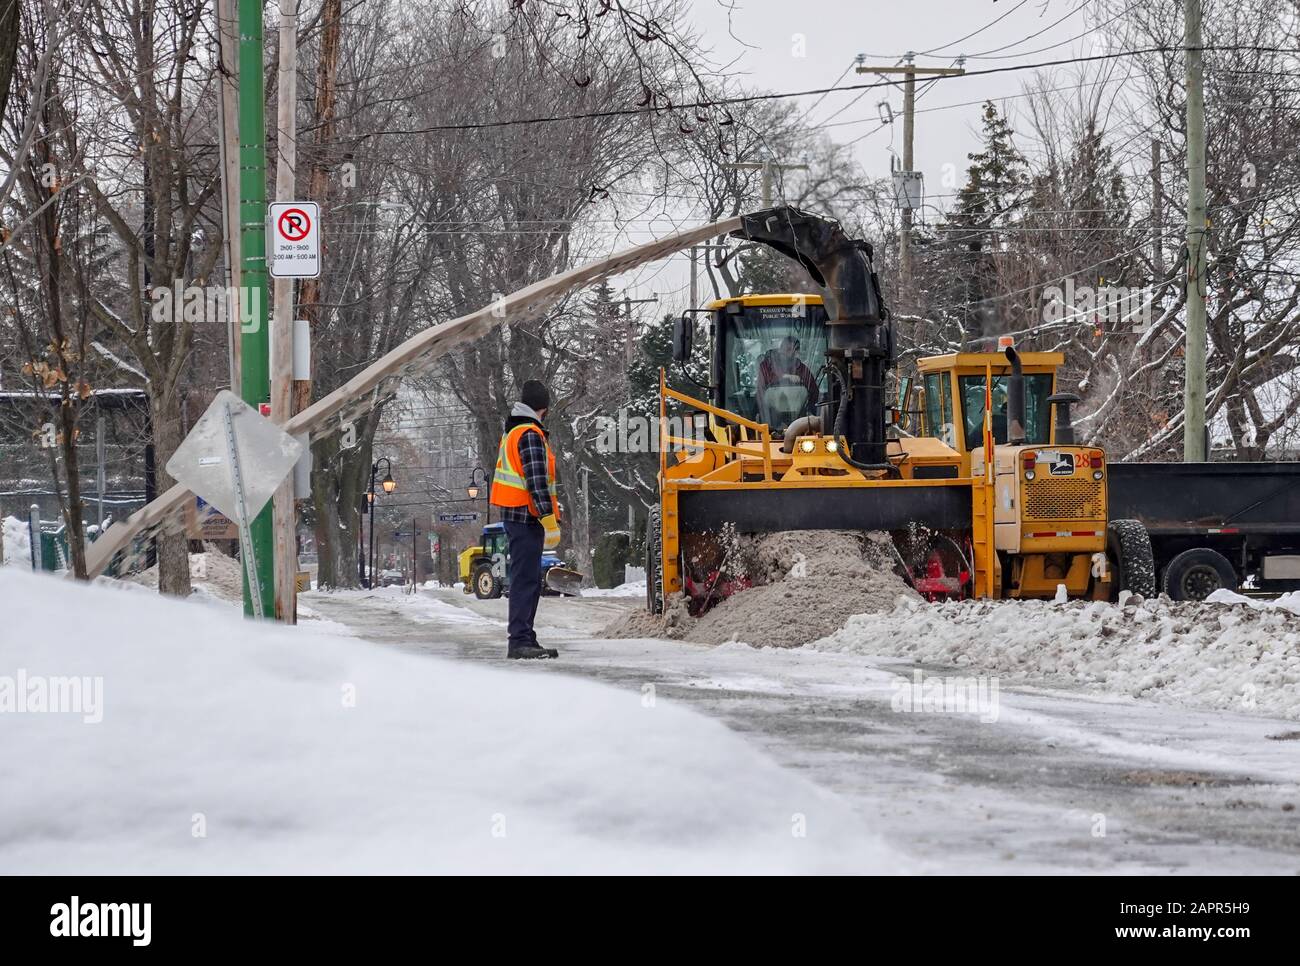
[507,645,558,660]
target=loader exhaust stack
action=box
[1005,346,1026,445]
[1049,392,1081,445]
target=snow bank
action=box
[582,580,646,598]
[812,594,1300,720]
[2,515,31,569]
[0,570,896,873]
[1206,587,1300,616]
[122,547,246,604]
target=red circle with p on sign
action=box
[277,208,312,241]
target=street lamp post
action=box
[365,456,396,588]
[467,466,488,522]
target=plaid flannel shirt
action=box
[497,425,555,524]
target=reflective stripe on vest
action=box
[489,424,559,519]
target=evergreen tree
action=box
[944,101,1029,338]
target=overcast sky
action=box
[617,0,1123,307]
[691,0,1113,193]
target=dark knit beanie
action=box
[521,380,550,413]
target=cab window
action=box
[958,373,1052,449]
[923,373,955,448]
[720,302,829,435]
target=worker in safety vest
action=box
[489,380,562,659]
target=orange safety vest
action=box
[489,423,560,520]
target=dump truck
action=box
[646,206,1153,615]
[1107,462,1300,599]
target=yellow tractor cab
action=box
[907,347,1112,600]
[690,293,963,482]
[910,350,1061,477]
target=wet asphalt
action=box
[304,588,1300,874]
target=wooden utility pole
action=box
[295,0,342,417]
[1183,0,1208,462]
[581,466,591,581]
[1151,138,1164,280]
[856,55,965,305]
[689,244,697,310]
[724,158,809,207]
[271,0,299,621]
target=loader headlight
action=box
[1093,470,1103,481]
[799,438,816,453]
[825,439,839,453]
[1024,470,1036,481]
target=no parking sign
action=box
[268,201,320,278]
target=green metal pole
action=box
[238,0,275,616]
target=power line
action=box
[965,0,1095,59]
[795,57,862,124]
[357,46,1300,138]
[919,0,1032,57]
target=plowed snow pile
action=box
[124,546,245,603]
[606,530,919,647]
[812,593,1300,719]
[2,516,30,568]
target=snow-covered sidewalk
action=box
[0,570,898,873]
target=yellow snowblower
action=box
[645,206,1154,615]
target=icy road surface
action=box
[305,586,1300,874]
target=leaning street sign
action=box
[165,391,303,619]
[165,391,303,528]
[268,201,320,279]
[437,512,479,524]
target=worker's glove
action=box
[540,513,561,550]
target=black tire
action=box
[1162,547,1237,601]
[472,562,502,600]
[645,506,663,615]
[1107,519,1157,598]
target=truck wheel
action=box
[646,506,663,615]
[1107,519,1156,598]
[1162,547,1237,601]
[472,563,502,600]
